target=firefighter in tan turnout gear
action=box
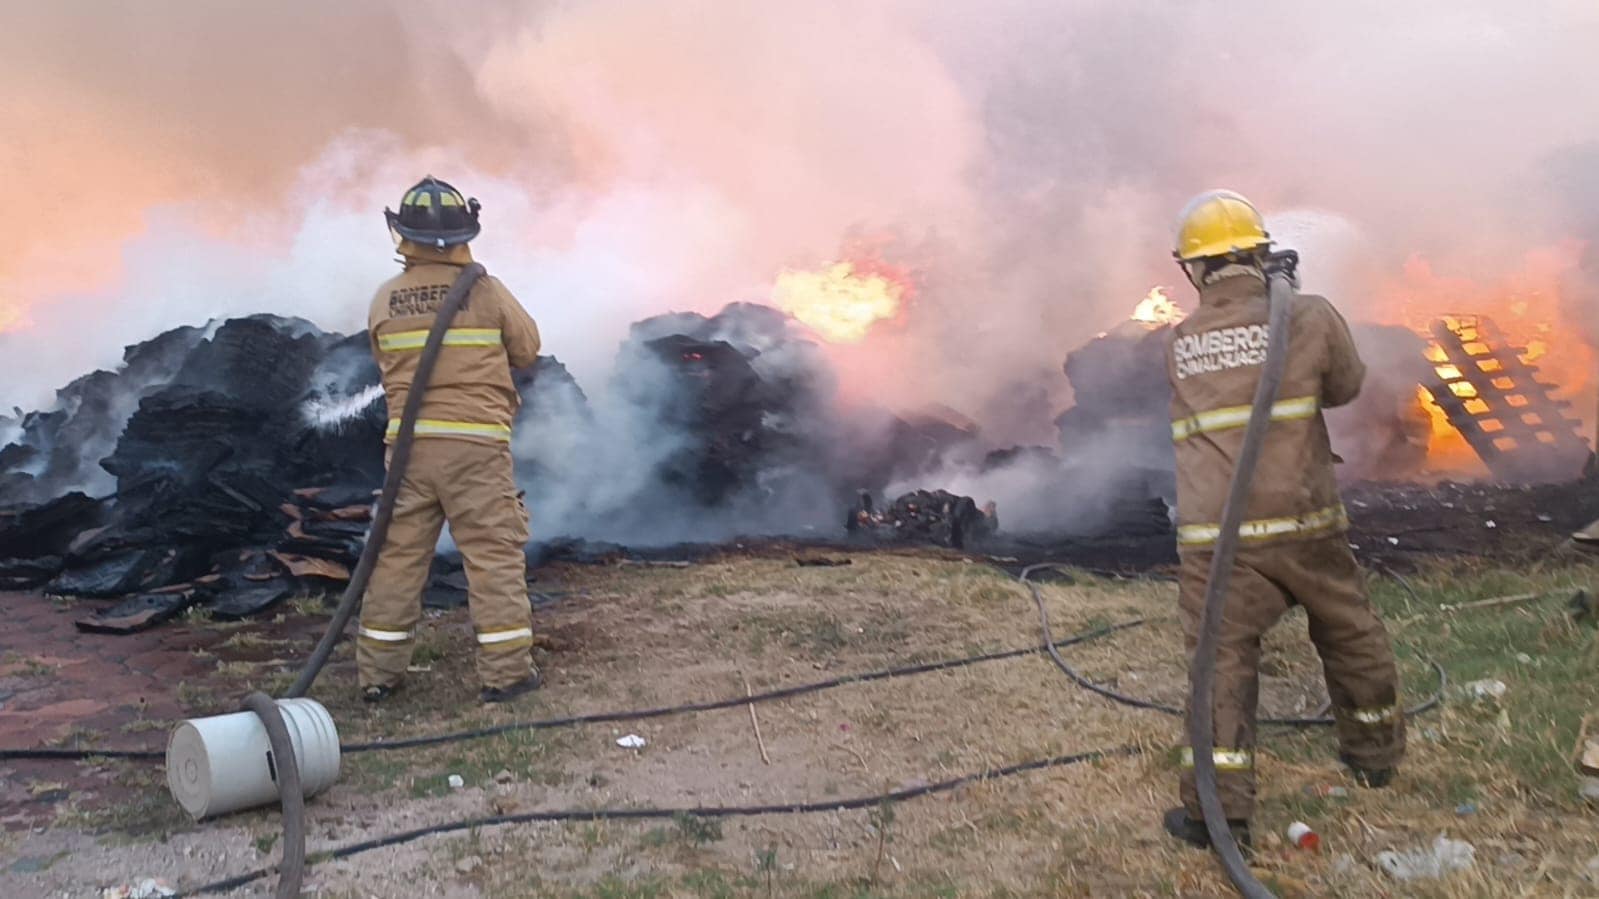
[359,176,543,705]
[1161,190,1405,848]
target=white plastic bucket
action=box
[166,697,341,820]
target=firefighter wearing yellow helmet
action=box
[1161,190,1405,848]
[359,176,544,705]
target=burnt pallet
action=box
[1423,315,1590,483]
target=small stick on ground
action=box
[743,673,770,765]
[1438,592,1540,613]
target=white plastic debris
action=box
[1375,835,1476,881]
[1485,520,1497,529]
[1387,537,1400,546]
[617,734,647,749]
[1515,652,1533,664]
[102,880,176,899]
[447,774,465,790]
[1465,678,1507,701]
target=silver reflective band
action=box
[1172,394,1319,441]
[358,626,414,642]
[1179,747,1254,771]
[1345,705,1396,725]
[477,627,534,645]
[1177,503,1348,547]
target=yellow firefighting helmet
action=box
[1172,189,1272,262]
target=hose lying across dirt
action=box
[0,618,1144,762]
[1017,564,1448,725]
[170,744,1145,898]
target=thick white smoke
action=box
[2,1,1596,521]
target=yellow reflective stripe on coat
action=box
[385,419,512,441]
[1179,748,1254,772]
[1171,395,1320,441]
[1177,503,1349,547]
[376,328,503,352]
[358,626,414,642]
[1342,705,1397,726]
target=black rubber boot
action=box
[1341,754,1395,788]
[480,669,542,704]
[1163,807,1252,851]
[361,683,397,704]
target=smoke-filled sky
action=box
[3,0,1596,438]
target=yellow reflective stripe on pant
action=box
[358,626,414,642]
[377,328,504,352]
[1171,394,1319,441]
[1177,503,1349,547]
[386,419,512,441]
[1180,747,1254,772]
[1341,705,1397,725]
[477,627,533,652]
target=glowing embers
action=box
[1419,315,1591,483]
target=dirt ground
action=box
[2,547,1598,897]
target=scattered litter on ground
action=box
[1304,784,1348,799]
[1464,678,1507,701]
[446,774,464,790]
[1286,821,1320,851]
[616,734,646,749]
[1375,835,1476,882]
[101,879,176,899]
[1455,802,1477,816]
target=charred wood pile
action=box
[846,488,997,549]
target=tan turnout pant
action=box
[1177,535,1405,820]
[357,439,533,691]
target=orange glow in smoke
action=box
[0,298,26,334]
[772,260,909,344]
[1130,286,1185,326]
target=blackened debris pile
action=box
[847,489,997,549]
[0,325,204,504]
[0,313,571,630]
[622,303,835,507]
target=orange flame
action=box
[1387,246,1597,476]
[1130,286,1184,326]
[772,261,907,343]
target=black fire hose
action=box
[1188,266,1296,899]
[252,263,486,899]
[240,693,305,899]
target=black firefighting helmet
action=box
[384,176,481,248]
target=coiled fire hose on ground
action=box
[1187,261,1298,899]
[250,263,486,899]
